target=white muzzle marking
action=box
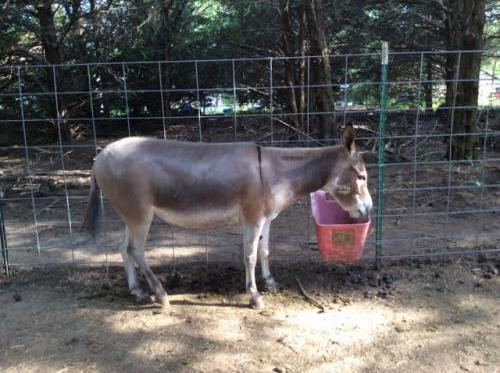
[350,194,373,219]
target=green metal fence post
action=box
[375,42,389,269]
[0,191,9,278]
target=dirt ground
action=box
[1,257,499,373]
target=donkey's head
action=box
[323,124,373,219]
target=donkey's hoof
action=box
[156,294,170,307]
[135,293,154,305]
[250,296,265,310]
[131,289,154,304]
[265,279,279,293]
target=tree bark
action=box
[303,0,336,140]
[161,0,175,118]
[424,56,433,111]
[89,0,99,61]
[444,0,486,159]
[296,1,308,133]
[280,0,299,134]
[36,1,60,65]
[35,1,72,143]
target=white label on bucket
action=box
[332,230,355,246]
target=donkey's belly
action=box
[153,205,241,229]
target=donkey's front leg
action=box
[259,219,278,292]
[243,220,266,309]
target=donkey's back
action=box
[92,137,263,229]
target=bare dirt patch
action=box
[1,257,499,373]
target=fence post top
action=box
[382,42,389,65]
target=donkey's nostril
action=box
[358,205,371,217]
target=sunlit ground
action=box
[0,260,498,373]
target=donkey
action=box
[83,125,372,309]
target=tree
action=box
[444,0,487,159]
[304,0,336,140]
[279,0,300,129]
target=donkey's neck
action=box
[265,145,347,198]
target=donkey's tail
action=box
[82,169,101,239]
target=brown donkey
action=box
[84,125,372,309]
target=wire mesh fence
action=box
[0,47,499,274]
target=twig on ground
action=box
[255,132,274,142]
[276,337,298,354]
[295,276,325,312]
[271,117,324,146]
[32,147,57,154]
[419,199,436,209]
[35,198,59,217]
[353,124,378,134]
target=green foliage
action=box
[0,0,495,137]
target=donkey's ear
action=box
[342,123,357,154]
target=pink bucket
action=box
[310,191,371,263]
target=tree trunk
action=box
[424,56,433,111]
[36,1,72,143]
[162,1,173,118]
[304,0,336,140]
[89,0,100,61]
[445,0,486,159]
[36,1,60,65]
[296,2,308,134]
[280,0,299,135]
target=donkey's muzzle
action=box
[357,195,373,217]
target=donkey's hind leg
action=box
[258,219,278,292]
[243,219,266,309]
[120,227,151,303]
[126,212,169,307]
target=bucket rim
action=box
[313,217,371,228]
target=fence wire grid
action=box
[0,48,499,274]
